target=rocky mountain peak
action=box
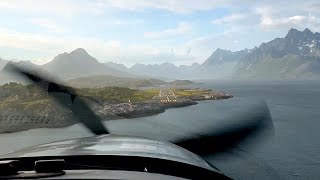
[202,48,250,67]
[303,28,313,36]
[49,48,98,65]
[70,48,89,55]
[285,28,315,41]
[41,48,133,79]
[234,27,320,79]
[286,28,300,37]
[214,48,232,54]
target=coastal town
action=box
[97,87,232,118]
[0,83,233,133]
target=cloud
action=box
[233,40,240,44]
[0,27,194,66]
[212,13,249,24]
[99,0,231,13]
[0,0,104,16]
[144,22,192,39]
[30,18,66,33]
[0,0,232,15]
[32,57,53,65]
[254,4,320,31]
[106,19,145,26]
[184,25,270,63]
[259,14,320,31]
[211,1,320,33]
[1,0,320,66]
[0,27,123,62]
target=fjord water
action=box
[0,80,320,180]
[197,80,320,180]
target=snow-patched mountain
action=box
[42,48,132,79]
[3,28,320,81]
[234,28,320,79]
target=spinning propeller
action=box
[5,63,273,157]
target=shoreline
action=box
[106,99,198,119]
[0,93,233,134]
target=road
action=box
[159,88,177,102]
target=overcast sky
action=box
[0,0,320,67]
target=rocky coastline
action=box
[0,94,232,133]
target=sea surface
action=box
[0,80,320,180]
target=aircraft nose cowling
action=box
[0,135,217,172]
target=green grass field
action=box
[171,88,210,97]
[0,83,212,109]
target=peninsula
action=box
[0,82,232,133]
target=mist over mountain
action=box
[0,58,9,70]
[234,28,320,79]
[179,62,201,75]
[126,48,250,79]
[0,49,135,84]
[12,60,39,70]
[202,48,250,66]
[129,28,320,80]
[0,61,14,84]
[0,60,40,84]
[68,75,167,88]
[129,62,182,79]
[1,28,320,82]
[195,48,250,79]
[103,62,128,72]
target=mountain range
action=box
[124,28,320,79]
[42,48,133,79]
[67,75,194,88]
[235,28,320,79]
[0,48,135,84]
[1,28,320,83]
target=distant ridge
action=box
[42,48,133,79]
[2,28,320,81]
[0,58,9,70]
[68,75,167,88]
[0,60,40,84]
[234,28,320,79]
[67,75,196,88]
[103,62,128,72]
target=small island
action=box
[0,82,232,133]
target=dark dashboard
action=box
[0,155,231,179]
